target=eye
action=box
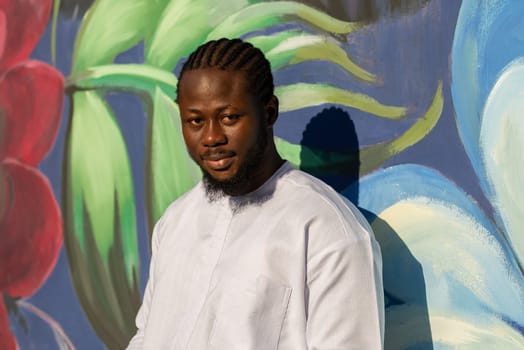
[222,114,241,125]
[186,117,203,127]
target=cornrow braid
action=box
[177,38,274,104]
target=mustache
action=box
[200,150,236,161]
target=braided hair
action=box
[177,38,274,104]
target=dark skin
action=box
[177,68,284,196]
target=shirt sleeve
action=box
[126,219,162,349]
[305,235,384,350]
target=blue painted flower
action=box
[341,0,524,348]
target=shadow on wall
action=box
[299,107,433,349]
[299,107,359,193]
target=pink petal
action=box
[0,0,53,70]
[0,60,64,165]
[0,159,62,297]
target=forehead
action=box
[177,68,253,104]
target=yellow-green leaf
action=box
[360,81,444,174]
[276,83,407,119]
[249,31,377,82]
[207,1,362,40]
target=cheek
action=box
[181,128,199,153]
[231,124,259,149]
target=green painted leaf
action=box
[67,91,138,272]
[63,91,140,348]
[145,0,250,70]
[207,1,362,41]
[51,0,60,65]
[246,30,297,52]
[276,83,407,118]
[67,64,178,98]
[248,31,377,83]
[275,81,443,175]
[72,0,170,72]
[146,87,201,233]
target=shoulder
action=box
[278,166,375,247]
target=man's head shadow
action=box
[299,107,360,195]
[299,107,434,349]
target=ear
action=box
[264,95,279,127]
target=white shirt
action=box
[127,162,384,349]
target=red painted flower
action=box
[0,0,64,348]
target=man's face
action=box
[177,68,271,197]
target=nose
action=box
[202,120,226,147]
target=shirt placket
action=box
[180,202,233,350]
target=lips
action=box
[201,151,236,171]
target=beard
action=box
[201,126,268,201]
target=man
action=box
[127,38,384,349]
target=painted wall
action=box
[1,0,523,348]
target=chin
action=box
[205,170,238,185]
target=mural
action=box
[0,0,522,348]
[0,1,66,349]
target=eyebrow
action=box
[185,104,234,114]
